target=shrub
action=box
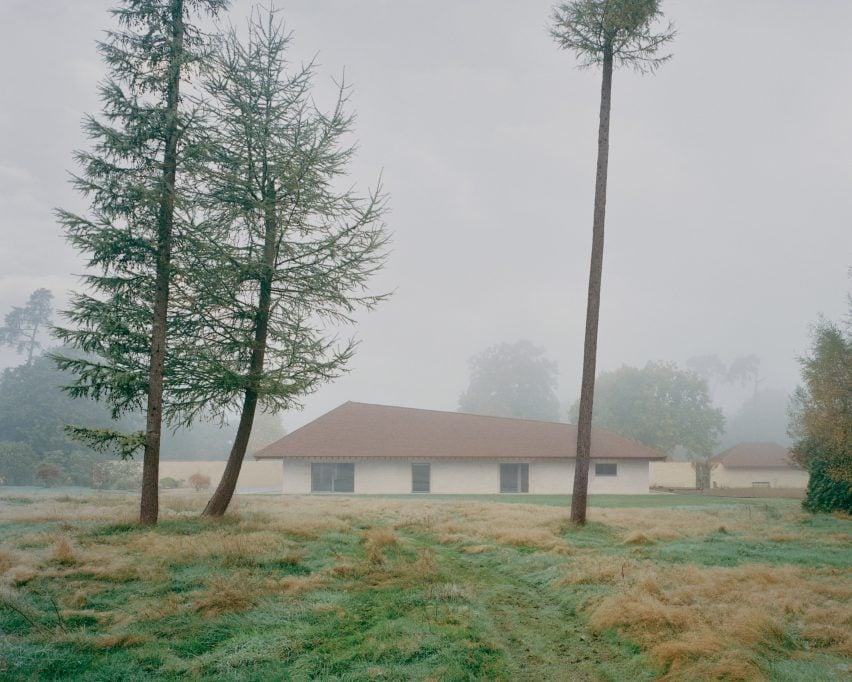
[159,477,183,489]
[35,463,63,487]
[91,461,143,490]
[802,458,852,514]
[0,441,36,485]
[188,472,211,491]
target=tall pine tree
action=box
[55,0,228,524]
[551,0,675,524]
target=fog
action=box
[1,0,850,434]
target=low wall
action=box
[649,462,809,490]
[649,462,695,488]
[159,460,282,492]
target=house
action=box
[712,442,808,489]
[254,401,665,494]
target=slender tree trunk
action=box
[140,0,185,525]
[26,323,38,366]
[571,48,613,525]
[203,184,278,517]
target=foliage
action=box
[0,289,53,366]
[187,472,211,490]
[789,310,852,512]
[187,9,387,516]
[91,460,143,490]
[159,476,182,489]
[551,0,675,72]
[569,362,724,456]
[800,452,852,514]
[0,353,138,456]
[34,463,62,487]
[172,11,388,424]
[459,341,560,421]
[0,441,37,486]
[53,0,228,465]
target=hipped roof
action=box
[713,442,799,469]
[255,401,666,461]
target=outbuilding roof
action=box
[713,442,798,469]
[255,401,666,461]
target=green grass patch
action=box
[0,492,848,681]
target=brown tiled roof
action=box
[713,442,798,469]
[255,401,666,461]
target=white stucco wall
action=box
[649,462,696,488]
[159,460,283,492]
[280,458,652,495]
[713,466,808,489]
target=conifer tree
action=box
[55,0,228,524]
[551,0,675,524]
[182,10,388,516]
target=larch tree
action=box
[181,10,388,517]
[551,0,675,524]
[0,288,53,366]
[54,0,228,524]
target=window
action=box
[411,463,431,493]
[500,463,529,493]
[311,463,354,492]
[595,462,617,477]
[751,481,770,488]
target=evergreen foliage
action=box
[54,0,228,522]
[192,9,388,515]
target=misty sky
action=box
[1,0,850,434]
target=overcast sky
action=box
[1,0,850,433]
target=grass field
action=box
[0,492,849,681]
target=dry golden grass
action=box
[586,562,852,680]
[2,492,848,681]
[49,539,77,565]
[191,570,327,616]
[362,527,399,565]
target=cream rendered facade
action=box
[713,465,808,489]
[281,457,651,495]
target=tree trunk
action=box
[140,0,185,525]
[203,184,278,517]
[570,48,613,525]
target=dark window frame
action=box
[500,463,529,493]
[411,463,431,493]
[594,462,618,477]
[311,463,355,493]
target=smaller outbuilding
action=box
[255,401,665,495]
[712,442,808,489]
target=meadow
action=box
[0,491,849,681]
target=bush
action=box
[159,476,182,489]
[91,461,143,491]
[188,472,211,491]
[0,441,36,485]
[35,463,63,487]
[802,458,852,514]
